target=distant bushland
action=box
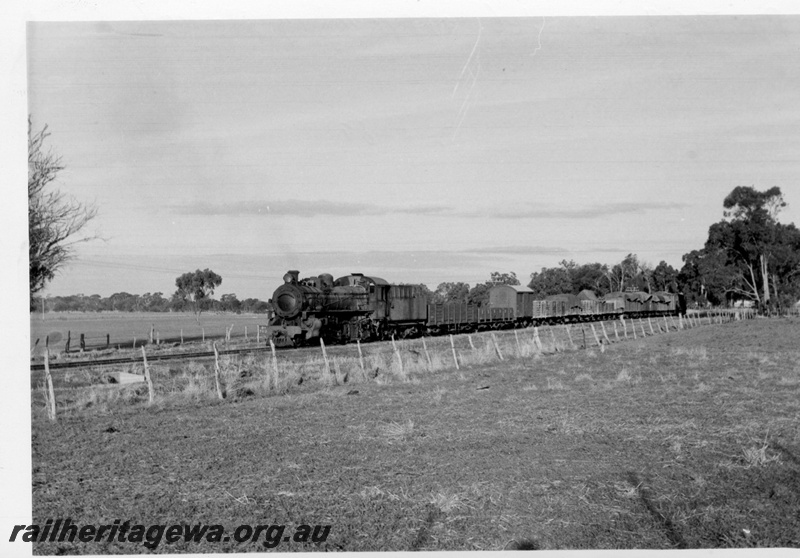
[31,292,271,314]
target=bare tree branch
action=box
[28,117,98,298]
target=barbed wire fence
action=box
[31,321,267,356]
[33,308,766,421]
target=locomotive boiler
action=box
[266,270,426,347]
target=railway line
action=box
[31,310,666,373]
[29,344,275,371]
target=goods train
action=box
[263,270,679,347]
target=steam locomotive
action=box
[264,270,678,347]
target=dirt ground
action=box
[30,317,800,552]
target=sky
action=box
[21,7,800,303]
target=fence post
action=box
[420,337,432,371]
[561,324,576,349]
[648,318,655,335]
[320,338,332,377]
[533,327,543,352]
[80,333,85,352]
[150,324,154,344]
[600,321,611,344]
[391,335,404,375]
[468,334,476,352]
[640,322,647,338]
[450,335,461,369]
[333,358,344,383]
[549,326,559,352]
[133,334,136,350]
[202,327,205,342]
[141,345,154,404]
[356,339,367,374]
[269,339,279,391]
[44,345,56,421]
[620,316,628,339]
[212,342,225,399]
[564,324,576,349]
[514,330,521,355]
[180,328,183,345]
[490,333,503,361]
[65,330,71,353]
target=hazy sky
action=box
[25,12,800,300]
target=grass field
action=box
[30,312,268,352]
[30,317,800,552]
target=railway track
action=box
[31,312,682,372]
[30,345,274,371]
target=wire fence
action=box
[34,309,761,422]
[30,321,267,356]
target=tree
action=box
[489,271,520,285]
[568,261,610,295]
[710,186,787,305]
[433,282,470,304]
[28,118,97,299]
[467,283,491,305]
[723,185,785,222]
[241,298,271,313]
[651,261,678,293]
[607,253,642,292]
[174,269,223,320]
[219,293,242,313]
[527,266,571,297]
[682,186,800,309]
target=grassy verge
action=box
[31,317,800,552]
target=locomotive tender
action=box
[264,270,678,347]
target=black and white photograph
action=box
[6,1,800,554]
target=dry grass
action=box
[31,317,800,552]
[741,442,782,469]
[380,419,416,443]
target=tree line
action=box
[32,291,272,314]
[419,187,800,310]
[422,257,679,306]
